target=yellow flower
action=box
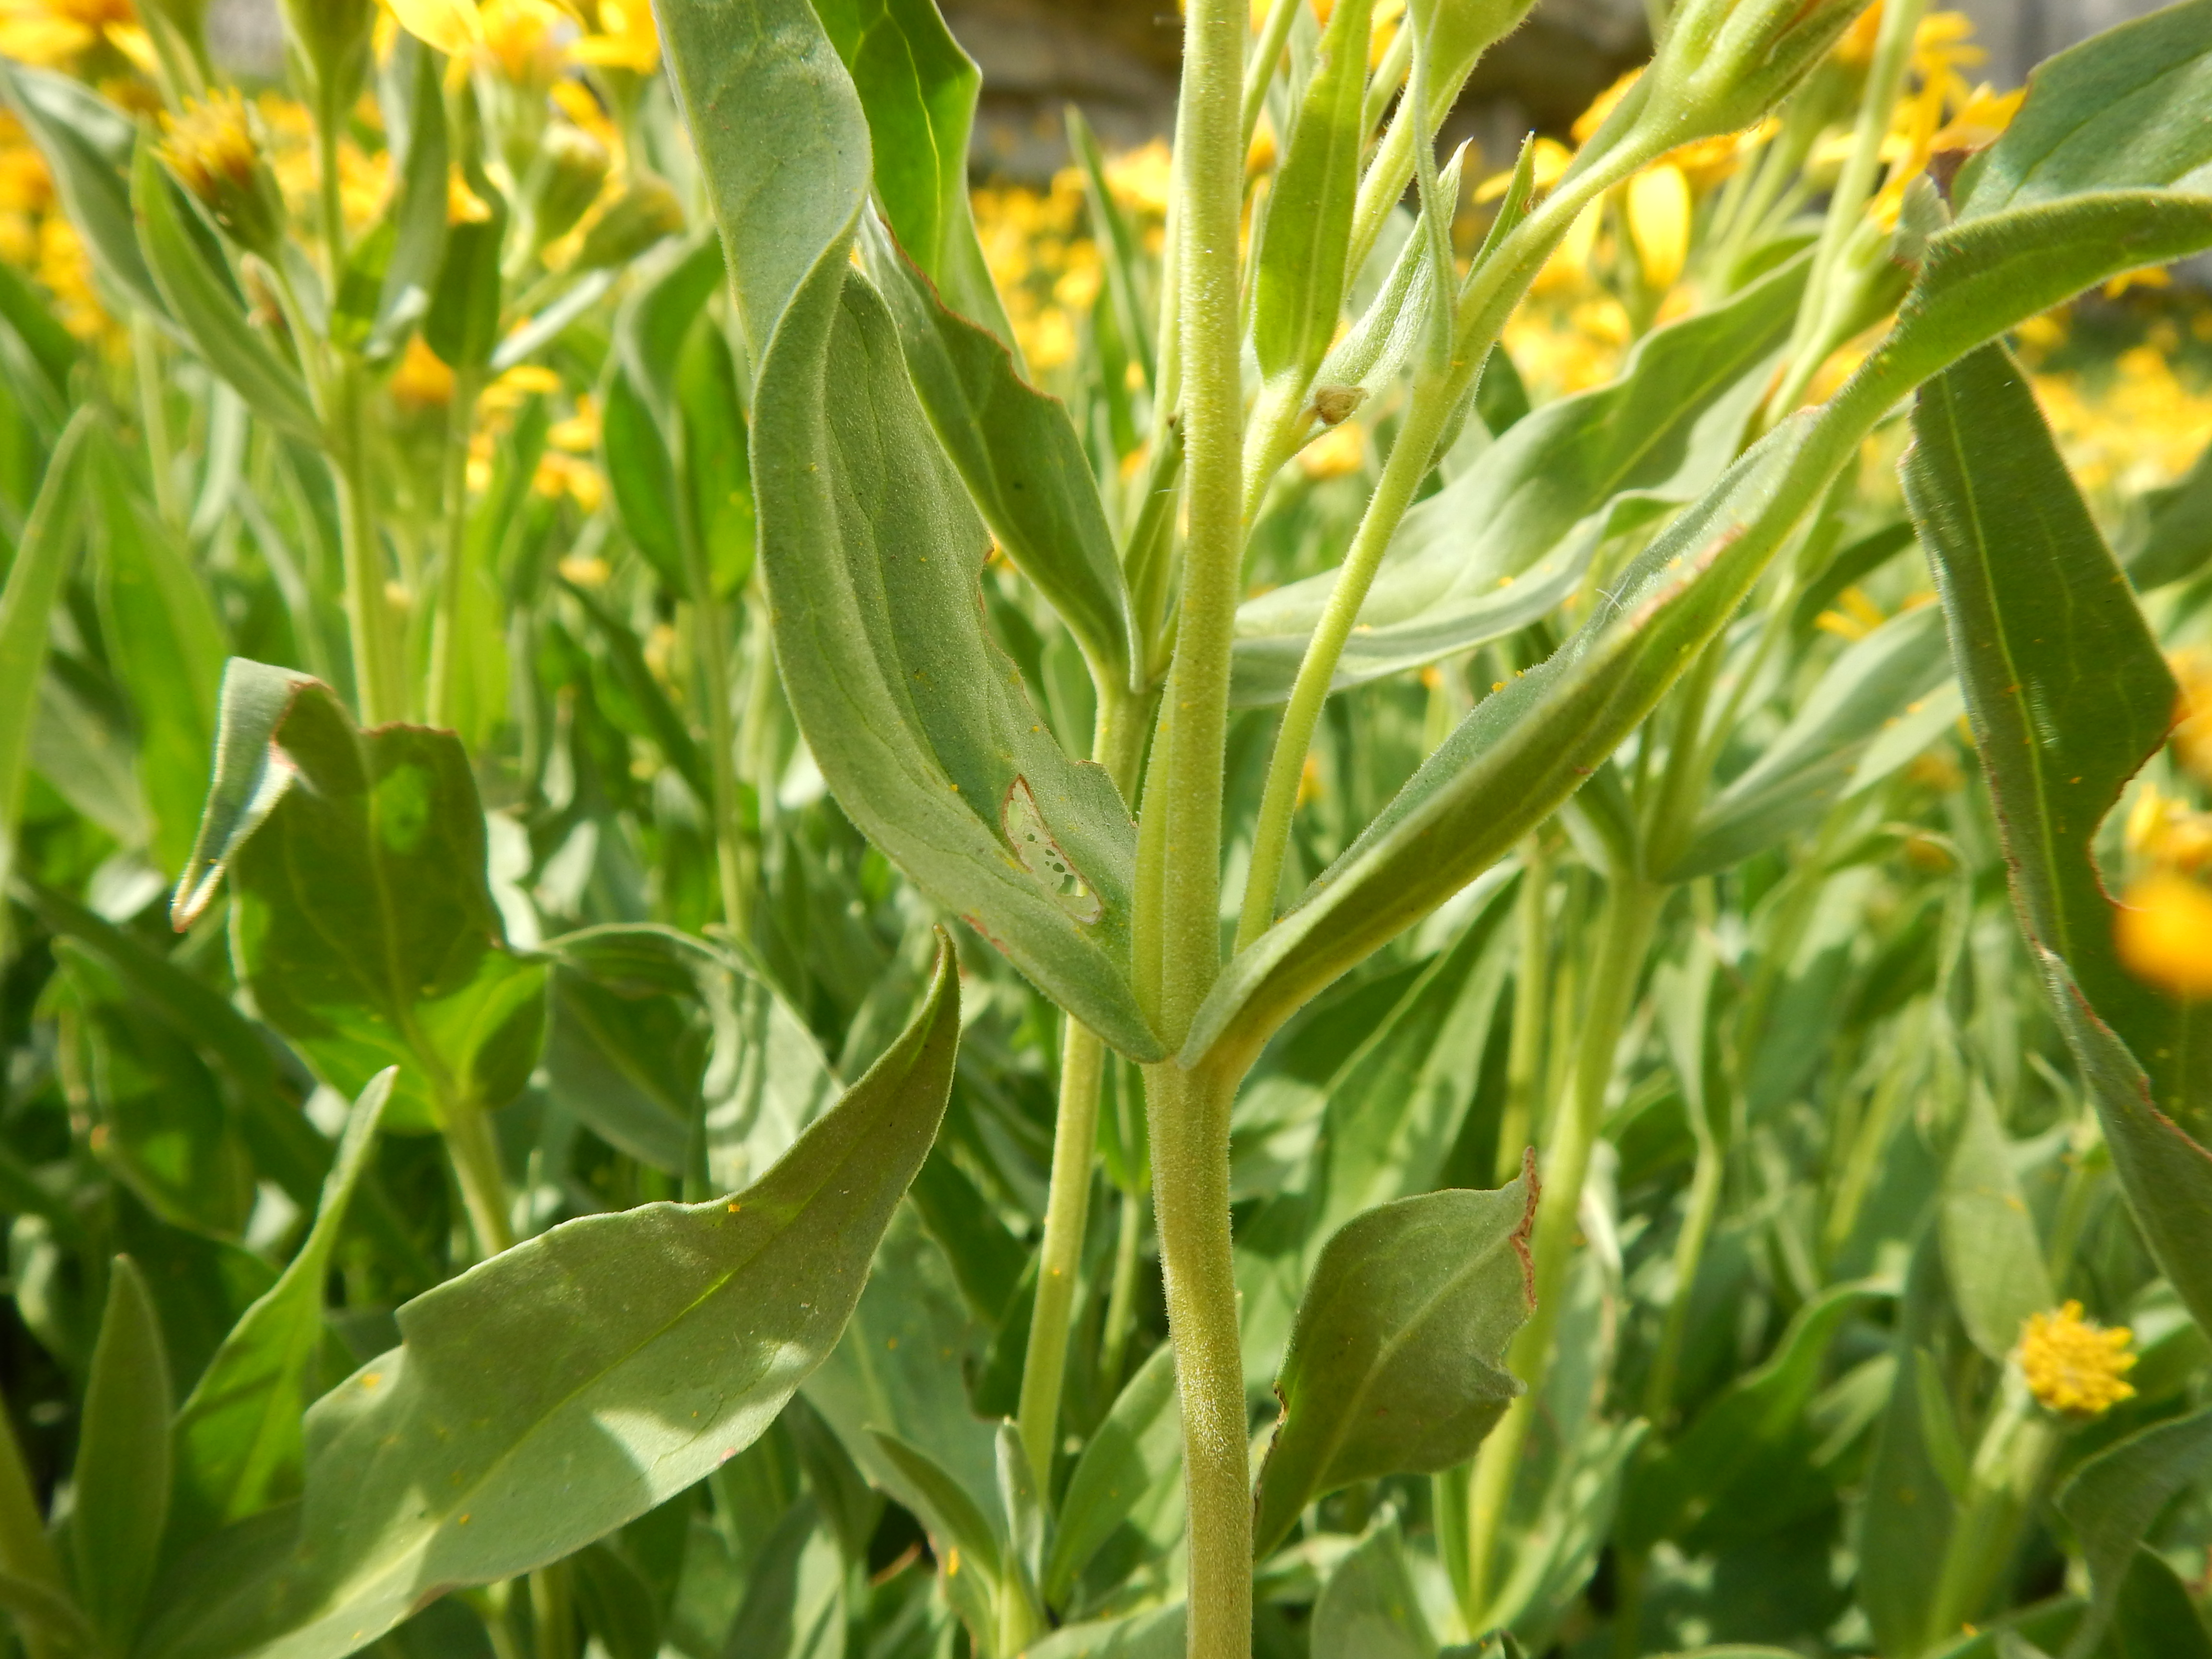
[2175,649,2212,787]
[533,449,603,511]
[1625,163,1690,293]
[0,0,138,69]
[2019,1302,2137,1418]
[1103,139,1173,219]
[159,90,287,255]
[389,334,457,410]
[2127,783,2212,875]
[569,0,656,70]
[1298,420,1365,480]
[2117,873,2212,1000]
[1476,136,1570,204]
[1571,68,1639,147]
[547,392,600,452]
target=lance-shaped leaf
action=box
[75,1257,173,1652]
[1251,0,1372,390]
[1310,1520,1436,1659]
[815,0,1010,340]
[1955,0,2212,218]
[665,0,1158,1057]
[171,660,548,1134]
[862,215,1135,692]
[169,1071,396,1549]
[1251,1157,1538,1557]
[146,943,960,1659]
[0,64,168,319]
[132,142,322,445]
[1940,1084,2056,1362]
[1045,1342,1183,1608]
[1232,254,1805,706]
[1661,602,1951,879]
[1191,188,2212,1074]
[2055,1404,2212,1659]
[1902,348,2212,1314]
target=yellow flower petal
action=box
[387,0,481,56]
[1625,163,1690,293]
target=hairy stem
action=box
[1145,1060,1249,1659]
[1466,878,1663,1612]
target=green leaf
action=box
[541,925,837,1184]
[132,141,322,445]
[1856,1244,1959,1659]
[813,0,1009,339]
[2105,1548,2212,1659]
[572,1541,661,1659]
[1662,603,1950,879]
[152,942,960,1659]
[561,579,710,803]
[0,64,167,319]
[721,1498,846,1659]
[1231,253,1806,707]
[1252,1161,1538,1557]
[657,0,869,362]
[1025,1606,1187,1659]
[1939,1085,2056,1362]
[423,214,505,373]
[365,31,448,356]
[50,941,257,1237]
[0,1569,97,1654]
[1902,345,2212,1321]
[1252,0,1372,387]
[1310,1519,1436,1659]
[868,1430,1004,1638]
[169,1070,396,1550]
[1955,0,2212,218]
[74,1256,174,1650]
[751,258,1157,1056]
[1044,1341,1182,1608]
[2125,433,2212,592]
[0,409,93,910]
[1618,1280,1887,1551]
[861,215,1136,693]
[2053,1404,2212,1659]
[90,435,228,877]
[599,367,686,594]
[171,660,548,1135]
[675,319,756,599]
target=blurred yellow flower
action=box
[569,0,655,69]
[547,392,601,452]
[2117,872,2212,999]
[0,0,140,69]
[534,449,604,511]
[1298,420,1365,480]
[2127,782,2212,874]
[1625,164,1690,293]
[2174,649,2212,787]
[2019,1302,2137,1418]
[389,333,457,409]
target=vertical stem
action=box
[1465,878,1662,1615]
[1925,1385,2058,1648]
[445,1102,516,1258]
[132,314,183,529]
[1494,834,1551,1183]
[688,585,751,940]
[1143,0,1243,1045]
[530,1561,576,1659]
[331,364,409,726]
[1642,1132,1723,1425]
[1099,1182,1146,1397]
[1019,691,1150,1489]
[426,370,483,730]
[1018,1019,1108,1490]
[0,1385,64,1659]
[1769,0,1922,415]
[1144,1060,1250,1659]
[1236,378,1454,949]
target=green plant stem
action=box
[1643,1130,1723,1425]
[689,586,751,940]
[1465,877,1663,1615]
[331,362,409,726]
[1825,997,1929,1260]
[1142,0,1244,1043]
[1770,0,1922,415]
[1235,372,1455,949]
[426,369,484,730]
[1240,0,1303,151]
[0,1383,66,1659]
[1099,1182,1145,1396]
[1494,834,1551,1183]
[1925,1382,2060,1648]
[132,313,183,529]
[529,1560,575,1659]
[1143,1059,1249,1659]
[1018,690,1151,1489]
[445,1102,516,1258]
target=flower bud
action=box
[158,90,287,258]
[530,123,611,252]
[571,177,684,271]
[1641,0,1879,154]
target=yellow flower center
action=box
[2019,1301,2137,1418]
[158,90,260,207]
